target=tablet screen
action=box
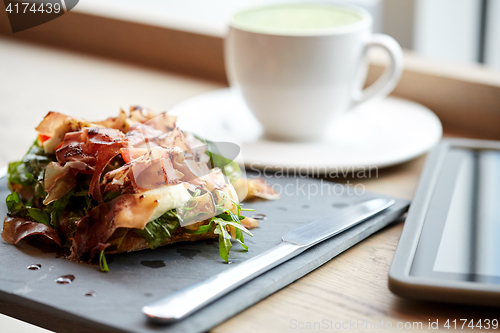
[410,149,500,283]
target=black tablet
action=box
[389,138,500,307]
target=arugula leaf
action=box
[73,181,95,214]
[99,250,109,273]
[222,220,253,236]
[181,198,199,211]
[234,230,248,251]
[216,190,251,217]
[186,222,214,235]
[188,136,240,181]
[101,191,121,202]
[102,191,121,203]
[6,192,26,215]
[214,220,232,263]
[216,212,247,224]
[23,141,53,178]
[9,139,52,186]
[7,161,31,188]
[7,139,54,205]
[187,213,253,262]
[46,189,75,231]
[27,208,50,226]
[6,184,73,232]
[206,151,242,184]
[213,217,252,262]
[134,210,180,249]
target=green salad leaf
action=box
[186,212,252,262]
[6,191,26,215]
[99,250,109,273]
[27,208,50,226]
[8,161,31,188]
[206,151,242,184]
[102,191,121,203]
[186,221,214,235]
[23,140,53,178]
[7,139,54,215]
[8,139,53,191]
[5,137,84,234]
[134,210,180,249]
[199,139,242,184]
[46,189,75,231]
[73,182,95,215]
[6,187,50,227]
[214,219,232,263]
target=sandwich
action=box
[2,107,278,271]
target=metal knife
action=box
[142,198,395,323]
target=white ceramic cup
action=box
[225,3,403,141]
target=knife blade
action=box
[142,198,395,323]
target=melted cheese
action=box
[112,183,191,230]
[146,183,192,222]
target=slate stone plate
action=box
[0,176,409,333]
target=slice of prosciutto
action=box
[2,216,62,246]
[69,184,190,260]
[54,127,126,203]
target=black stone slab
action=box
[0,176,409,333]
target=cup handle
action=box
[351,34,403,108]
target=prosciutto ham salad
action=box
[2,107,278,271]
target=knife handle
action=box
[142,241,302,323]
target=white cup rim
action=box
[229,2,373,37]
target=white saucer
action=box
[170,88,442,172]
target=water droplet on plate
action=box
[140,260,166,268]
[251,214,267,220]
[27,264,41,270]
[176,249,201,259]
[55,275,75,284]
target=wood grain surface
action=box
[215,221,500,333]
[0,9,227,82]
[367,51,500,141]
[0,37,499,333]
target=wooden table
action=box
[0,37,499,333]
